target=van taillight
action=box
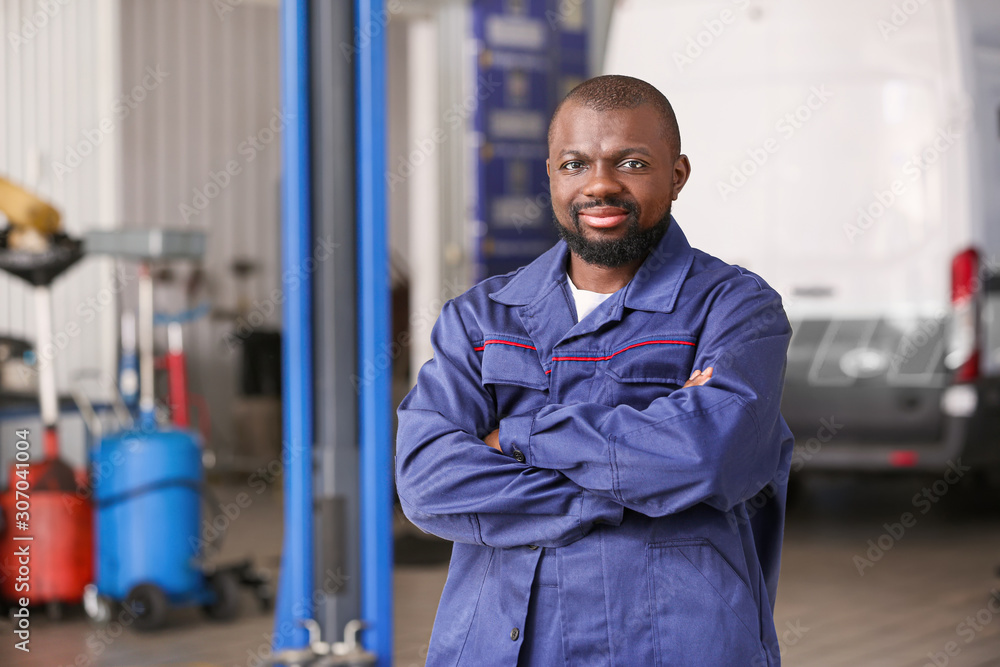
[948,248,980,383]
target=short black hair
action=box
[548,74,681,156]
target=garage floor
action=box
[4,474,1000,666]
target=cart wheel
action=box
[203,571,240,622]
[256,583,274,612]
[83,584,114,624]
[125,583,169,631]
[45,600,63,621]
[85,596,114,624]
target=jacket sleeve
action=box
[395,299,624,548]
[499,276,792,517]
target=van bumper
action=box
[788,378,1000,473]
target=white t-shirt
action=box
[567,274,616,323]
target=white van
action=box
[604,0,1000,473]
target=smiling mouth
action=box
[576,206,630,229]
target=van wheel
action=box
[969,467,1000,504]
[786,473,805,511]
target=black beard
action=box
[553,198,672,268]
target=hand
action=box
[682,367,713,389]
[483,372,711,450]
[484,428,501,451]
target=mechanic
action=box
[396,74,794,666]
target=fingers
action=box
[683,367,714,388]
[484,428,502,451]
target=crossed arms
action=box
[482,368,713,451]
[394,279,790,548]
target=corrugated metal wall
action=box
[0,0,281,470]
[118,0,282,464]
[0,0,120,385]
[120,0,281,300]
[0,0,120,473]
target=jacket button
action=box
[512,449,526,463]
[510,627,520,641]
[528,544,539,550]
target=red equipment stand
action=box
[0,428,93,617]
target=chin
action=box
[581,225,629,240]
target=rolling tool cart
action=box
[0,177,91,619]
[81,229,250,630]
[85,427,240,629]
[84,229,233,630]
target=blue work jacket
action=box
[396,219,794,666]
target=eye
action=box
[561,160,585,171]
[621,159,647,170]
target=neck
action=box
[567,252,646,293]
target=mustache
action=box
[570,197,640,218]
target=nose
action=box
[581,162,623,200]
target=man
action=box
[396,74,794,666]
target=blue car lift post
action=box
[271,0,392,665]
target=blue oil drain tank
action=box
[92,428,204,604]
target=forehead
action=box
[549,102,670,155]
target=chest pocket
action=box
[605,335,697,411]
[479,337,549,419]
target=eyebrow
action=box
[558,146,653,160]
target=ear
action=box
[672,154,692,200]
[546,159,551,177]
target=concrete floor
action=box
[3,474,1000,666]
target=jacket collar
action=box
[488,216,694,314]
